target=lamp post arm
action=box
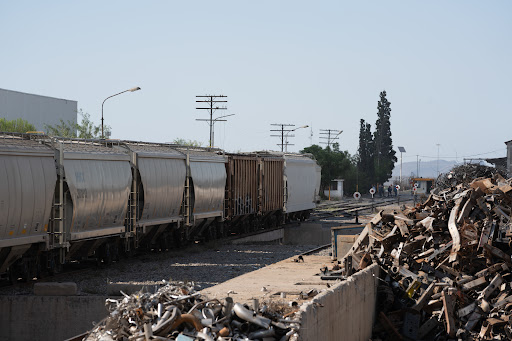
[102,90,130,139]
[101,87,141,139]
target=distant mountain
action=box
[392,160,458,179]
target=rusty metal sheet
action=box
[225,155,258,218]
[259,157,284,214]
[442,291,456,337]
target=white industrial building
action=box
[0,88,77,132]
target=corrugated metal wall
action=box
[226,156,258,217]
[260,158,284,213]
[0,88,77,132]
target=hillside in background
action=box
[392,160,458,179]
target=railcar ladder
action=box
[48,141,67,265]
[184,152,191,238]
[127,172,138,250]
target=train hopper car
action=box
[0,134,57,279]
[120,142,187,250]
[177,148,227,240]
[283,153,320,221]
[51,139,132,264]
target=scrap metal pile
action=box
[344,174,512,340]
[84,281,299,341]
[435,164,507,190]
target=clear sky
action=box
[1,1,510,164]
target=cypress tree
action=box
[373,90,396,184]
[357,119,374,189]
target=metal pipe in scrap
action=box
[233,303,271,329]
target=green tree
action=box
[45,109,110,138]
[172,138,203,147]
[45,118,77,137]
[373,91,396,184]
[301,143,358,196]
[357,119,374,190]
[0,117,37,133]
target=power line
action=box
[196,95,228,148]
[398,148,505,160]
[319,129,342,149]
[270,124,295,152]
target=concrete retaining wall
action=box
[231,223,332,246]
[230,228,284,244]
[0,295,108,341]
[284,223,331,245]
[298,264,380,341]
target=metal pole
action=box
[101,103,104,138]
[400,151,403,184]
[416,155,419,178]
[101,87,140,139]
[436,144,440,177]
[209,97,213,148]
[281,126,284,152]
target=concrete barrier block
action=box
[34,282,77,296]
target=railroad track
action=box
[0,220,312,288]
[312,196,415,220]
[2,198,416,288]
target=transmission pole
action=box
[271,124,295,152]
[319,129,343,149]
[196,95,228,148]
[436,143,440,177]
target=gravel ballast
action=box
[0,243,320,296]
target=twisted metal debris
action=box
[84,281,299,341]
[434,164,506,190]
[338,174,512,340]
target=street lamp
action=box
[211,113,235,148]
[284,125,309,152]
[101,87,141,139]
[398,146,406,185]
[196,113,235,148]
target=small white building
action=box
[324,179,344,199]
[0,88,77,132]
[411,178,435,195]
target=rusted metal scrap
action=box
[341,175,512,340]
[84,281,300,341]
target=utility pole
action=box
[416,155,419,178]
[196,95,228,148]
[271,124,295,152]
[436,143,440,177]
[319,129,343,149]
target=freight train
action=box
[0,133,321,281]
